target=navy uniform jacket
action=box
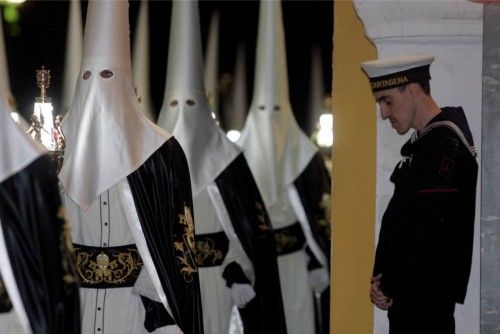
[374,107,478,305]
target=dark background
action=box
[3,0,332,133]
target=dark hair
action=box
[398,79,431,96]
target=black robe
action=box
[0,155,80,334]
[374,107,478,313]
[127,138,203,334]
[294,152,331,334]
[215,153,288,334]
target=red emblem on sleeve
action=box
[439,157,455,177]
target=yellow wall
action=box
[331,1,377,333]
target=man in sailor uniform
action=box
[363,54,478,334]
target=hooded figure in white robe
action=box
[0,87,80,333]
[204,11,220,121]
[307,46,329,137]
[0,13,27,129]
[62,0,83,115]
[237,1,331,333]
[59,1,203,333]
[222,43,248,138]
[132,0,155,121]
[157,1,286,333]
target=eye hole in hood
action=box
[100,70,113,79]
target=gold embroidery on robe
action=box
[58,206,78,291]
[274,233,298,255]
[74,247,143,285]
[174,205,197,282]
[317,193,331,240]
[195,238,224,267]
[255,201,271,232]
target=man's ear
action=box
[408,83,420,98]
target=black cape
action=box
[215,153,288,334]
[294,152,332,263]
[294,152,332,334]
[0,155,80,334]
[127,138,203,334]
[374,106,478,305]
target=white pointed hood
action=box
[0,14,13,110]
[308,46,327,134]
[132,0,155,121]
[62,0,83,113]
[223,43,248,131]
[238,0,317,207]
[157,0,239,199]
[0,14,26,128]
[0,97,45,183]
[204,11,220,119]
[60,0,171,210]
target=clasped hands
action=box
[370,273,393,310]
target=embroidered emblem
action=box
[275,233,298,255]
[195,238,224,266]
[274,222,306,256]
[74,246,143,286]
[318,193,332,241]
[95,253,111,279]
[174,205,197,282]
[255,201,271,233]
[439,157,455,178]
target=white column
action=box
[353,1,483,333]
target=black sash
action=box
[274,222,306,256]
[73,243,143,289]
[195,231,229,267]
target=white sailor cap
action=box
[361,54,434,92]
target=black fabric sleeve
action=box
[127,139,203,334]
[215,154,287,334]
[305,247,323,271]
[140,296,176,333]
[293,153,331,265]
[222,261,251,287]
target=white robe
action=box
[64,180,180,334]
[267,191,314,334]
[0,310,23,334]
[194,187,253,334]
